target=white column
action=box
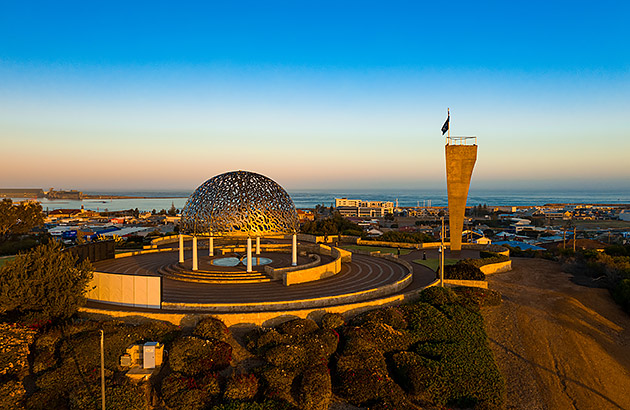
[247,237,252,272]
[192,236,198,271]
[292,234,297,266]
[256,236,260,255]
[179,233,184,263]
[209,236,214,257]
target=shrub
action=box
[0,241,93,322]
[224,373,259,401]
[24,387,68,410]
[259,365,298,404]
[335,366,408,407]
[244,328,288,354]
[308,328,339,358]
[161,372,220,410]
[263,344,306,369]
[276,318,319,337]
[444,262,485,281]
[296,364,331,410]
[612,279,630,312]
[392,351,437,396]
[209,399,298,410]
[193,316,230,341]
[68,381,148,410]
[170,336,232,375]
[351,306,407,330]
[454,287,502,309]
[361,321,414,353]
[417,286,459,306]
[320,312,344,329]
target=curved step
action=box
[159,264,275,284]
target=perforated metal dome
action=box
[180,171,298,237]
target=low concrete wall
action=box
[87,272,161,309]
[479,260,512,275]
[462,243,510,256]
[444,279,488,289]
[280,246,351,286]
[265,254,321,281]
[81,278,439,328]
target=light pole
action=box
[440,217,445,287]
[100,329,105,410]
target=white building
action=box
[335,197,395,218]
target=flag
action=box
[441,114,449,135]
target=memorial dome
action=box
[180,171,298,237]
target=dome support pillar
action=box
[209,236,214,257]
[247,237,253,272]
[192,236,198,271]
[179,234,184,263]
[292,234,297,266]
[256,236,260,255]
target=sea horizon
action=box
[5,187,630,213]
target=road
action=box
[484,257,630,410]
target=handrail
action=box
[446,136,477,146]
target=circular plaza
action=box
[84,171,482,322]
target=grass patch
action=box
[413,258,458,271]
[343,245,412,255]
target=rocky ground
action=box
[483,257,630,410]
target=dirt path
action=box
[484,257,630,410]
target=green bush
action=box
[0,237,39,256]
[161,372,220,410]
[170,336,232,375]
[244,328,288,354]
[193,316,230,341]
[68,381,148,410]
[466,252,510,268]
[308,328,339,358]
[296,364,331,410]
[24,387,68,410]
[263,344,306,369]
[320,312,344,329]
[417,286,459,306]
[0,241,93,322]
[224,373,259,401]
[392,351,437,397]
[351,306,407,330]
[276,318,319,337]
[444,262,485,281]
[258,365,298,404]
[210,399,298,410]
[612,279,630,312]
[361,321,414,353]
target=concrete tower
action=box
[445,137,477,252]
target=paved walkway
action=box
[92,250,439,310]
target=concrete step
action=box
[159,264,274,284]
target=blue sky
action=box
[1,1,629,191]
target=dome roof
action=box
[180,171,298,236]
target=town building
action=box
[335,197,394,218]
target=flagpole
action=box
[447,108,450,142]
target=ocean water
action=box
[7,188,630,212]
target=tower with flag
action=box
[443,109,477,252]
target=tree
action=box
[168,202,177,216]
[0,199,44,242]
[0,240,93,321]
